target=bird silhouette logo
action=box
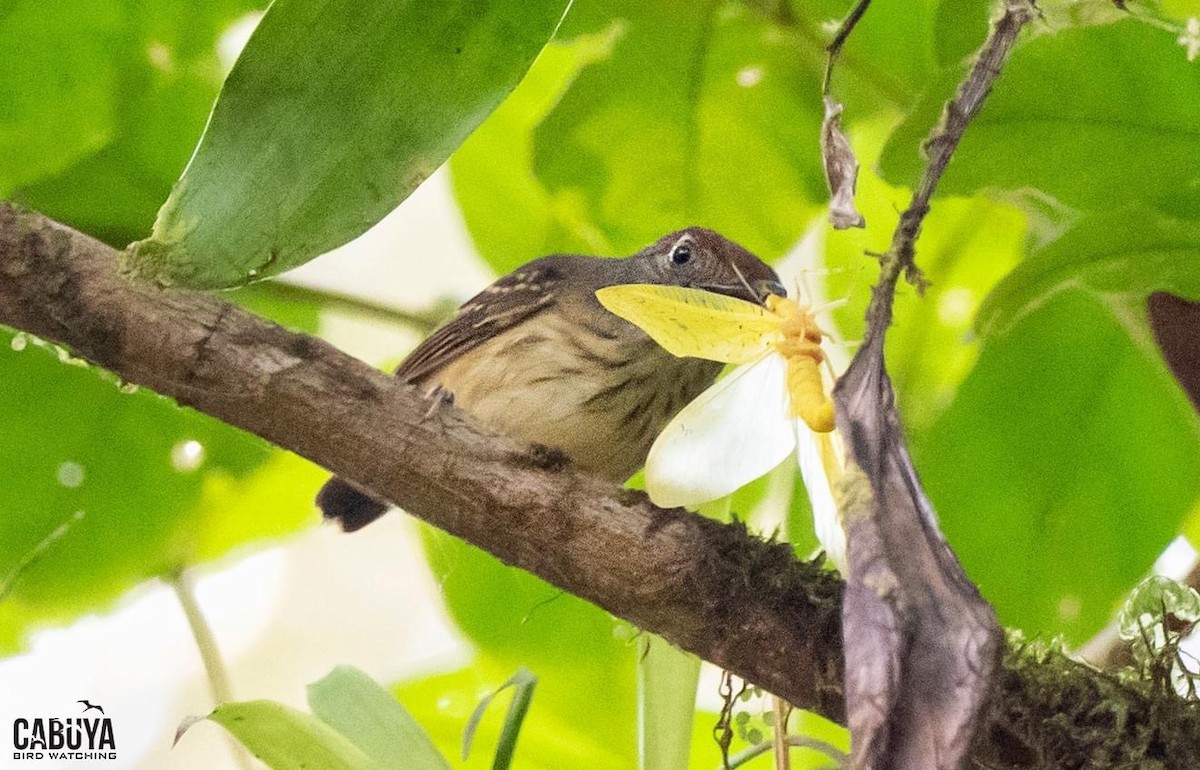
[77,700,105,714]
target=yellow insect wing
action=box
[595,284,779,364]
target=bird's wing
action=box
[395,260,568,384]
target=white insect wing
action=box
[645,354,795,508]
[795,423,848,574]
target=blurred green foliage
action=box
[0,319,321,654]
[3,0,1200,767]
[880,21,1200,218]
[2,0,264,245]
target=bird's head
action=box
[631,227,785,305]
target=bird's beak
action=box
[755,279,788,300]
[700,279,787,305]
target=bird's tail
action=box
[316,477,390,532]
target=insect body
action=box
[765,295,835,433]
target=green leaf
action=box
[198,700,376,770]
[0,0,120,195]
[461,667,538,770]
[0,285,321,654]
[637,637,700,770]
[453,0,951,272]
[917,290,1200,643]
[450,30,620,275]
[526,1,832,259]
[932,0,993,66]
[419,527,637,765]
[126,0,571,288]
[977,211,1200,338]
[308,665,450,770]
[879,21,1200,218]
[785,0,940,101]
[9,0,264,246]
[0,334,256,651]
[1161,0,1200,22]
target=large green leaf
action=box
[0,334,261,651]
[126,0,571,288]
[529,0,828,259]
[451,0,962,273]
[450,30,620,275]
[977,211,1200,338]
[201,701,376,770]
[918,289,1200,643]
[822,117,1029,435]
[8,0,264,246]
[931,0,993,67]
[879,21,1200,219]
[0,0,120,195]
[308,666,451,770]
[785,0,942,100]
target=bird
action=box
[316,227,784,532]
[77,700,104,714]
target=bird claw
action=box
[421,384,455,419]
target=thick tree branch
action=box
[0,201,844,718]
[3,203,1199,766]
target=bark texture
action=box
[0,202,845,717]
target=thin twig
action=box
[862,0,1038,345]
[168,569,234,705]
[832,3,1036,767]
[822,0,872,95]
[250,280,453,333]
[772,696,793,770]
[167,569,253,770]
[723,734,848,769]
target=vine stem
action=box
[829,1,1038,767]
[723,735,847,769]
[167,568,253,770]
[862,0,1039,349]
[822,0,872,95]
[253,280,452,333]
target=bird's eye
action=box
[671,243,693,265]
